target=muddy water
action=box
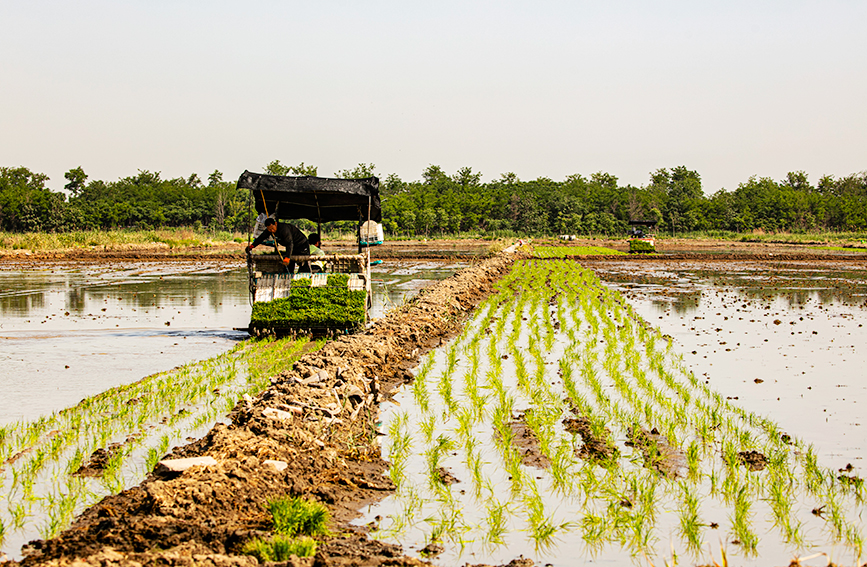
[0,260,464,425]
[589,259,867,467]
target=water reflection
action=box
[0,260,463,424]
[595,261,867,313]
[0,264,246,325]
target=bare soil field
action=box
[3,237,865,266]
[0,239,496,264]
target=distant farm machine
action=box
[628,220,657,253]
[236,171,383,336]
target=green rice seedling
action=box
[144,446,161,473]
[502,447,525,496]
[845,523,863,557]
[101,448,128,495]
[427,503,470,547]
[468,386,488,422]
[396,483,424,523]
[446,344,459,376]
[437,367,458,415]
[464,444,486,499]
[720,441,740,473]
[455,407,475,445]
[490,395,512,432]
[730,486,758,554]
[484,499,510,545]
[581,511,609,551]
[525,490,559,550]
[9,501,27,530]
[549,440,576,495]
[64,446,85,476]
[420,415,436,444]
[241,535,318,561]
[624,509,656,554]
[802,445,825,495]
[686,441,701,481]
[386,414,412,490]
[268,496,330,537]
[425,435,454,490]
[678,482,703,553]
[823,488,847,541]
[720,468,742,505]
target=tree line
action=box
[1,161,865,235]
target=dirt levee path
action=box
[0,239,496,265]
[16,248,522,567]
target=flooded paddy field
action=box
[5,247,864,567]
[363,255,865,566]
[0,258,464,559]
[0,261,250,424]
[587,258,867,467]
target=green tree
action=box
[264,160,318,176]
[64,167,88,197]
[651,166,703,234]
[335,163,376,179]
[0,167,63,231]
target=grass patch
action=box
[268,496,331,537]
[240,496,328,561]
[0,228,245,251]
[667,229,867,247]
[241,535,318,561]
[250,274,366,329]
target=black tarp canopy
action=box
[237,171,381,223]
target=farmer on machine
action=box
[246,218,310,273]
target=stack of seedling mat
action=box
[249,273,367,335]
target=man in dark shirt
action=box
[246,218,310,273]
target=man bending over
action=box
[246,218,310,273]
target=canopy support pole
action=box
[313,192,322,239]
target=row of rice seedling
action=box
[534,246,626,258]
[0,336,317,550]
[373,257,864,564]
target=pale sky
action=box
[2,0,865,194]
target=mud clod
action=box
[467,556,536,567]
[738,450,768,471]
[626,427,686,479]
[563,413,619,467]
[419,541,444,557]
[74,445,124,477]
[433,467,460,485]
[503,411,550,469]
